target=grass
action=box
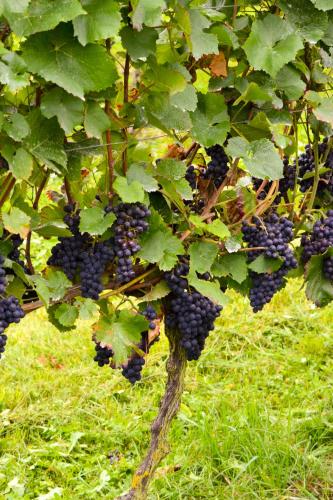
[1,279,333,499]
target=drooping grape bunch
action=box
[0,296,25,360]
[110,203,150,284]
[164,263,222,360]
[80,242,115,300]
[93,341,114,367]
[203,145,229,188]
[242,215,297,312]
[301,210,333,264]
[298,137,333,194]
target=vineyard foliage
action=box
[0,0,333,380]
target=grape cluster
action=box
[110,203,150,284]
[185,165,198,190]
[164,263,222,360]
[242,215,297,312]
[80,242,115,300]
[0,296,25,359]
[299,138,333,194]
[203,145,229,188]
[323,257,333,281]
[301,210,333,263]
[93,341,113,367]
[48,232,88,280]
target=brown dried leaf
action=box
[210,52,227,77]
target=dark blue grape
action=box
[301,210,333,263]
[0,296,24,359]
[203,145,229,188]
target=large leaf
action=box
[84,101,110,139]
[114,176,145,203]
[212,253,248,284]
[190,93,230,147]
[244,14,303,77]
[9,148,33,180]
[189,10,219,60]
[79,207,115,235]
[73,0,121,46]
[138,212,184,271]
[24,110,67,171]
[188,271,228,306]
[0,0,30,15]
[93,309,149,365]
[280,0,328,43]
[41,87,84,134]
[131,0,166,30]
[275,65,306,100]
[189,241,219,274]
[170,85,198,112]
[22,24,118,99]
[3,113,30,141]
[4,0,84,36]
[155,159,187,180]
[226,137,283,180]
[146,92,192,132]
[121,26,158,61]
[127,164,159,192]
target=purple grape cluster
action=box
[242,215,297,312]
[0,296,25,359]
[110,203,150,284]
[301,210,333,263]
[185,165,198,190]
[299,138,333,194]
[93,341,113,367]
[80,242,115,300]
[164,263,222,360]
[203,145,229,188]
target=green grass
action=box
[1,280,333,499]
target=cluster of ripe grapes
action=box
[242,215,297,312]
[164,263,222,360]
[93,305,158,384]
[301,210,333,281]
[298,138,333,194]
[48,202,150,299]
[0,255,25,359]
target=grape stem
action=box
[116,325,187,500]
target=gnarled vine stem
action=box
[117,325,187,500]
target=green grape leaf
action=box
[94,309,149,365]
[73,0,121,46]
[310,0,333,10]
[41,88,84,134]
[248,255,283,274]
[144,63,188,96]
[0,54,30,92]
[243,14,303,77]
[226,137,283,180]
[114,176,145,203]
[54,303,79,327]
[44,269,72,301]
[305,254,333,306]
[3,207,31,238]
[3,113,30,141]
[84,101,110,139]
[48,304,76,332]
[24,110,67,171]
[189,215,230,240]
[189,10,219,60]
[35,220,72,238]
[170,85,198,112]
[4,0,85,36]
[190,93,230,147]
[127,164,159,192]
[211,253,248,284]
[313,97,333,125]
[138,211,184,271]
[79,207,115,235]
[131,0,166,30]
[22,24,118,99]
[189,241,219,274]
[146,92,192,132]
[159,178,193,204]
[74,297,99,321]
[155,159,187,180]
[9,148,33,180]
[279,0,328,43]
[121,26,158,60]
[234,82,273,105]
[137,280,170,303]
[0,0,30,15]
[276,65,306,100]
[188,271,228,306]
[30,275,51,307]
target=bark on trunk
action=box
[116,326,187,500]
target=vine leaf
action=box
[44,269,72,301]
[226,137,283,180]
[114,177,145,203]
[189,241,219,274]
[54,303,79,327]
[79,207,115,235]
[24,110,67,171]
[93,309,149,365]
[3,113,30,141]
[127,164,159,192]
[210,52,227,77]
[0,54,30,91]
[188,271,228,306]
[279,0,328,43]
[137,280,170,303]
[170,85,198,112]
[84,101,110,139]
[3,0,85,36]
[243,14,303,77]
[9,148,33,180]
[73,0,121,46]
[74,297,99,321]
[313,97,333,125]
[155,159,187,180]
[41,88,84,134]
[306,255,333,306]
[0,0,29,15]
[121,26,158,60]
[3,208,31,238]
[22,24,118,99]
[212,254,248,284]
[310,0,332,10]
[189,10,219,60]
[138,212,184,271]
[131,0,166,30]
[190,93,230,147]
[248,255,283,274]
